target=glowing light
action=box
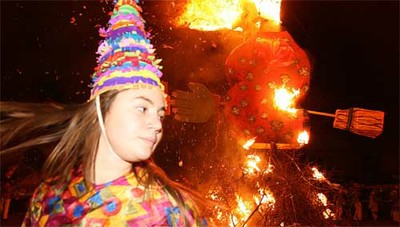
[312,167,326,181]
[176,0,281,31]
[235,194,253,220]
[297,130,309,145]
[229,214,239,227]
[210,192,219,200]
[264,164,275,174]
[243,137,256,150]
[176,0,242,31]
[273,85,300,115]
[317,193,335,219]
[216,209,223,220]
[243,155,261,175]
[317,193,328,206]
[323,208,335,219]
[254,0,282,24]
[254,188,276,210]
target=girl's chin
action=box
[129,150,154,162]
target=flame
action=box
[229,194,254,225]
[244,155,261,174]
[323,208,335,219]
[297,130,309,145]
[229,214,240,227]
[243,137,256,150]
[177,0,281,31]
[254,188,276,210]
[216,209,223,220]
[237,195,252,216]
[317,192,328,206]
[177,0,241,31]
[273,85,300,115]
[312,167,326,181]
[264,164,275,174]
[253,0,281,24]
[210,192,219,201]
[317,192,335,219]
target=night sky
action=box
[1,1,399,185]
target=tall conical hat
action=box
[89,0,164,100]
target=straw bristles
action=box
[333,108,385,138]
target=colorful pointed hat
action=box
[89,0,164,100]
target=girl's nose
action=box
[148,115,162,133]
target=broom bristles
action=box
[333,108,385,138]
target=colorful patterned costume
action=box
[22,168,205,226]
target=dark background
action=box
[1,0,399,185]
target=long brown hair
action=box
[1,90,207,226]
[1,96,102,185]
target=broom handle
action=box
[306,110,335,118]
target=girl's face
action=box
[104,87,165,163]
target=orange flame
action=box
[297,130,309,145]
[243,155,261,175]
[312,167,326,181]
[229,194,253,226]
[317,192,328,206]
[236,195,252,216]
[254,188,276,209]
[176,0,281,31]
[323,208,335,219]
[274,85,300,115]
[242,137,256,150]
[317,193,335,219]
[264,164,275,174]
[254,0,281,24]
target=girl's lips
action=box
[140,137,155,144]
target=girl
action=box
[1,0,207,226]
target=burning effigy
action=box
[168,0,385,226]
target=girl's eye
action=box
[136,106,147,113]
[159,115,165,121]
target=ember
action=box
[274,85,300,116]
[312,167,326,181]
[317,193,335,219]
[176,0,242,31]
[242,137,256,150]
[297,130,309,145]
[176,0,282,31]
[244,154,261,175]
[254,188,275,209]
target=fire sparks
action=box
[236,195,252,217]
[229,194,253,226]
[254,188,276,209]
[317,193,335,219]
[244,155,261,174]
[177,0,242,31]
[297,130,309,145]
[323,208,334,219]
[176,0,281,31]
[242,137,256,150]
[264,163,275,174]
[273,85,300,115]
[311,167,326,181]
[253,0,281,24]
[317,193,328,206]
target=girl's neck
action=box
[94,134,132,184]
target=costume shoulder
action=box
[22,180,58,226]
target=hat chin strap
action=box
[95,95,124,161]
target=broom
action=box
[307,107,385,138]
